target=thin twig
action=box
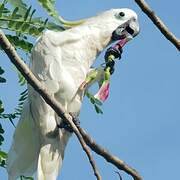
[0,29,142,180]
[115,171,123,180]
[0,29,101,180]
[78,127,143,180]
[134,0,180,51]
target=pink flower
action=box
[95,81,110,102]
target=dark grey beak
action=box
[112,18,140,41]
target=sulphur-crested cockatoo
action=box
[7,8,139,180]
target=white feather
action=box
[7,8,139,180]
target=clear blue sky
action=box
[0,0,180,179]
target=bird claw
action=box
[69,112,80,127]
[58,113,80,133]
[79,81,88,91]
[57,120,74,133]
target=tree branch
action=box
[0,29,101,180]
[78,127,143,180]
[0,29,142,180]
[134,0,180,51]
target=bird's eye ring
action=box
[119,12,125,17]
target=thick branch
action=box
[78,127,143,180]
[0,29,101,180]
[0,29,142,180]
[134,0,180,51]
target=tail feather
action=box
[7,100,72,180]
[7,102,40,179]
[37,126,71,180]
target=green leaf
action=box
[0,124,4,134]
[0,134,4,142]
[94,98,102,106]
[0,113,16,126]
[0,159,6,167]
[94,105,103,114]
[0,108,4,114]
[37,0,59,22]
[19,93,28,101]
[6,34,33,53]
[0,3,5,17]
[0,127,4,134]
[17,70,26,85]
[20,175,34,180]
[0,67,4,75]
[23,6,31,21]
[45,21,65,31]
[29,9,36,21]
[0,1,65,37]
[0,6,10,15]
[7,7,20,28]
[0,151,7,159]
[21,23,30,32]
[11,7,19,19]
[0,150,7,168]
[15,107,22,112]
[0,88,27,126]
[29,26,40,36]
[15,21,23,29]
[18,101,24,106]
[20,89,28,96]
[86,91,91,99]
[0,100,4,114]
[90,97,95,104]
[0,77,6,83]
[7,0,27,15]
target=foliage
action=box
[20,175,34,180]
[0,0,65,53]
[0,0,66,127]
[0,89,28,126]
[0,66,6,83]
[0,149,7,168]
[37,0,59,22]
[0,66,7,168]
[86,91,103,114]
[0,0,67,177]
[6,34,33,52]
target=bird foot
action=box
[58,112,80,133]
[79,81,88,91]
[70,112,80,127]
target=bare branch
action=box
[78,127,143,180]
[115,171,123,180]
[0,29,101,180]
[134,0,180,51]
[0,29,142,180]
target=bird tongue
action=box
[114,37,128,49]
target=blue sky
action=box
[0,0,180,180]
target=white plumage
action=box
[7,8,139,180]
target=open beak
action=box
[111,19,139,48]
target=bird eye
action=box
[119,12,125,17]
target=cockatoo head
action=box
[82,9,140,102]
[83,8,140,47]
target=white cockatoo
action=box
[7,8,139,180]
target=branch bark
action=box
[0,29,101,180]
[78,127,142,180]
[134,0,180,51]
[0,29,142,180]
